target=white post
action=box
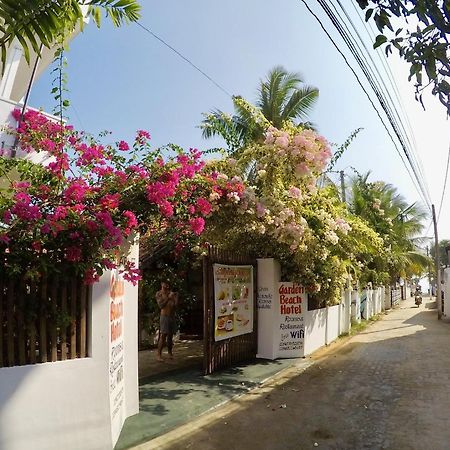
[351,289,361,324]
[346,289,351,333]
[256,258,281,360]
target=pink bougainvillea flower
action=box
[66,246,82,262]
[64,179,89,203]
[295,163,310,177]
[274,136,289,148]
[31,241,42,252]
[118,140,130,151]
[196,197,212,216]
[288,186,302,199]
[159,200,174,218]
[100,193,120,210]
[84,268,100,285]
[3,210,12,224]
[189,217,205,235]
[121,267,142,285]
[137,130,151,139]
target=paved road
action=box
[147,297,450,450]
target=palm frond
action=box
[0,0,141,72]
[281,86,319,122]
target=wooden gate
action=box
[203,247,257,375]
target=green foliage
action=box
[256,66,319,128]
[0,0,141,73]
[430,239,450,267]
[348,171,431,282]
[357,0,450,113]
[328,127,363,170]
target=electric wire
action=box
[135,21,232,98]
[348,1,432,206]
[333,0,421,173]
[301,0,432,209]
[329,0,421,180]
[437,140,450,223]
[317,0,432,208]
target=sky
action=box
[28,0,450,242]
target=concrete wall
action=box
[340,289,352,335]
[351,289,361,323]
[303,308,327,356]
[326,305,340,345]
[0,242,139,450]
[256,260,390,361]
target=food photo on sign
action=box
[213,264,254,341]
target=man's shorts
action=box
[160,315,175,335]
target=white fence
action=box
[303,286,385,357]
[257,259,390,360]
[0,243,140,450]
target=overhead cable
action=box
[136,21,232,98]
[437,140,450,223]
[315,0,432,209]
[299,0,432,209]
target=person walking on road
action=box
[156,280,178,362]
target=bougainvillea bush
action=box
[0,109,240,284]
[200,105,385,304]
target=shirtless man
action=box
[156,281,178,361]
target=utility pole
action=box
[340,170,346,203]
[432,204,442,319]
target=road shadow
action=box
[146,306,450,450]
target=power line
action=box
[135,21,232,98]
[317,0,432,208]
[299,0,431,209]
[437,140,450,223]
[347,1,432,207]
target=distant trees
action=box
[348,172,430,283]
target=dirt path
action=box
[142,297,450,450]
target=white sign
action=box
[213,264,254,342]
[109,270,126,445]
[277,282,306,358]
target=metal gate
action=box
[203,247,257,375]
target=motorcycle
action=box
[415,294,422,307]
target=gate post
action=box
[256,258,281,360]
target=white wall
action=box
[340,289,352,335]
[351,289,361,323]
[326,305,340,345]
[123,242,140,420]
[443,269,450,318]
[303,308,327,356]
[0,242,139,450]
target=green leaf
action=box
[356,0,369,9]
[373,34,388,49]
[365,8,374,21]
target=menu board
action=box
[213,264,254,342]
[109,270,126,446]
[277,282,306,357]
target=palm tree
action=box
[348,172,430,281]
[0,0,141,69]
[201,66,319,153]
[256,66,318,128]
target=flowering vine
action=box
[0,109,239,284]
